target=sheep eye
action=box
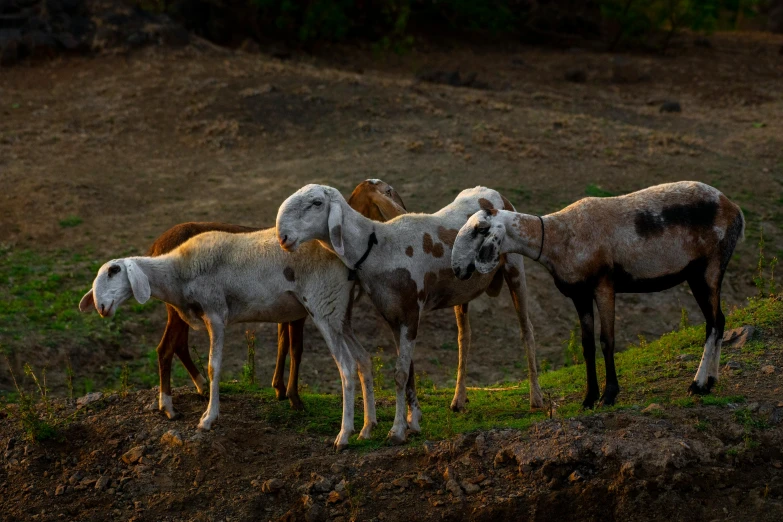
[312,200,323,207]
[385,189,393,196]
[108,265,121,277]
[476,224,490,236]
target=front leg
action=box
[450,303,471,412]
[198,315,225,431]
[573,296,599,409]
[595,283,620,406]
[389,324,418,444]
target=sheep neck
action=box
[131,256,181,305]
[503,211,551,268]
[335,200,384,274]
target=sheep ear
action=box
[123,259,151,304]
[328,198,345,257]
[78,289,95,312]
[372,192,406,222]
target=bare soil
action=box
[1,337,782,522]
[1,32,783,395]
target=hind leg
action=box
[594,282,620,406]
[272,323,290,401]
[503,255,544,409]
[286,318,306,410]
[688,263,725,395]
[450,303,471,412]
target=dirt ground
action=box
[0,327,781,522]
[1,32,783,394]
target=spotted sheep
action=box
[78,180,407,434]
[276,184,544,445]
[451,181,745,408]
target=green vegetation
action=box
[585,183,616,198]
[58,216,83,228]
[223,296,780,450]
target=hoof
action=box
[599,385,620,407]
[687,377,715,396]
[274,388,287,401]
[165,409,182,421]
[358,426,373,440]
[333,441,348,452]
[288,395,304,411]
[449,401,466,413]
[387,430,407,446]
[197,416,214,431]
[598,396,616,407]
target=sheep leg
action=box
[389,326,416,444]
[311,316,357,451]
[391,328,422,434]
[272,323,290,401]
[198,316,225,431]
[503,257,544,409]
[574,296,600,409]
[286,318,306,411]
[344,327,377,440]
[688,270,725,395]
[168,304,207,396]
[450,303,471,412]
[156,305,186,420]
[595,285,620,406]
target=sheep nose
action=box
[280,235,288,245]
[100,303,106,315]
[453,266,461,278]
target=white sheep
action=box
[276,184,544,445]
[451,181,745,407]
[78,228,376,450]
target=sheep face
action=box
[276,184,342,255]
[79,259,151,317]
[452,210,505,280]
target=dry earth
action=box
[1,32,783,394]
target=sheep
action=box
[78,180,407,421]
[451,181,745,408]
[276,184,544,444]
[79,228,377,450]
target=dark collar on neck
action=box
[534,216,545,262]
[348,231,378,281]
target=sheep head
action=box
[276,184,346,256]
[452,209,506,280]
[78,259,150,317]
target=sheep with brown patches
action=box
[78,181,407,422]
[451,181,744,408]
[276,184,544,445]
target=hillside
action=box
[2,297,781,521]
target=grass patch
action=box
[585,183,615,198]
[214,297,781,449]
[58,216,83,228]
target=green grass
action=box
[585,183,616,198]
[221,297,782,449]
[58,216,83,228]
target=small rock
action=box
[443,466,457,482]
[239,84,276,98]
[262,478,284,494]
[461,481,480,494]
[643,403,663,413]
[568,470,584,483]
[305,502,327,522]
[55,484,66,496]
[761,365,775,375]
[68,471,84,485]
[723,326,755,347]
[660,101,681,113]
[309,474,333,493]
[329,462,345,474]
[121,446,145,465]
[474,434,486,456]
[76,392,103,409]
[327,490,346,504]
[747,402,760,412]
[194,469,205,487]
[564,69,587,83]
[445,479,463,497]
[391,477,410,490]
[160,430,183,447]
[134,500,143,510]
[676,354,695,362]
[725,360,742,370]
[415,473,434,489]
[95,475,111,491]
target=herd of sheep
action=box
[78,179,744,450]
